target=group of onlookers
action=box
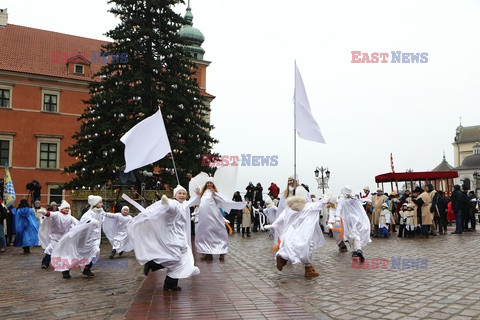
[359,184,478,239]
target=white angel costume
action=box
[262,197,279,245]
[51,195,104,275]
[336,186,371,260]
[103,208,134,254]
[38,200,78,268]
[189,166,245,257]
[127,192,200,279]
[272,196,326,266]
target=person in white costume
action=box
[265,195,327,278]
[51,195,104,279]
[405,203,416,238]
[38,200,78,269]
[379,202,391,238]
[103,206,134,259]
[262,197,278,244]
[276,175,311,216]
[128,185,200,291]
[336,186,371,263]
[324,194,348,253]
[195,178,246,261]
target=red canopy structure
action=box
[375,171,458,193]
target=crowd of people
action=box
[1,175,479,285]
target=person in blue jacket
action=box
[13,199,39,253]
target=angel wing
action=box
[214,164,238,198]
[188,172,209,196]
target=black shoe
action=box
[82,268,95,277]
[41,265,48,269]
[247,234,251,237]
[451,231,462,234]
[118,251,123,257]
[62,271,71,279]
[143,261,152,276]
[163,276,181,291]
[355,250,365,262]
[373,234,378,238]
[109,249,116,259]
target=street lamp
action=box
[314,166,330,194]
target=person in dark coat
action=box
[0,200,7,252]
[245,182,255,201]
[231,191,243,233]
[254,183,264,206]
[13,199,39,253]
[435,191,448,234]
[450,185,466,234]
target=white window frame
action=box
[0,84,12,108]
[74,64,84,74]
[41,90,60,113]
[36,137,60,169]
[0,134,13,167]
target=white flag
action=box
[294,62,326,144]
[120,109,172,173]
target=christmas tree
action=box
[64,0,217,189]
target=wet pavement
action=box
[1,226,480,320]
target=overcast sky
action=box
[3,0,480,198]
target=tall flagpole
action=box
[293,61,297,195]
[169,151,181,186]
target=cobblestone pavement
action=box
[1,226,480,319]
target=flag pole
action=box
[293,61,297,195]
[169,151,181,186]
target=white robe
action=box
[103,213,134,252]
[128,196,200,279]
[38,211,78,255]
[195,190,245,255]
[336,196,371,247]
[51,213,101,272]
[272,200,326,265]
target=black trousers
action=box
[398,225,406,237]
[242,227,250,236]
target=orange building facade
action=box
[0,4,213,206]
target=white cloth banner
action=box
[294,62,326,144]
[120,109,172,173]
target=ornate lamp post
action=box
[473,171,480,195]
[314,166,330,194]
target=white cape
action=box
[38,211,78,255]
[128,196,200,279]
[336,196,371,247]
[51,217,101,271]
[195,190,245,255]
[103,213,134,252]
[272,200,325,265]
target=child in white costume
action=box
[51,195,104,279]
[128,185,200,291]
[38,200,78,269]
[265,196,327,278]
[379,203,391,238]
[336,186,371,262]
[398,203,408,237]
[103,206,134,259]
[324,195,348,252]
[195,178,245,261]
[405,204,416,238]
